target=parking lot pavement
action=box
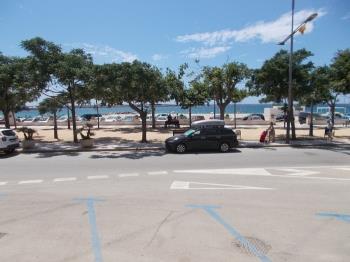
[1,163,350,261]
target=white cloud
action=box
[341,12,350,20]
[176,8,326,46]
[180,46,231,59]
[65,43,138,63]
[151,53,168,61]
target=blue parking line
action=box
[316,212,350,223]
[187,205,271,262]
[75,197,105,262]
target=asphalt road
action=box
[0,147,350,262]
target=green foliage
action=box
[38,97,64,115]
[179,80,208,109]
[249,49,314,103]
[330,49,350,94]
[17,127,36,140]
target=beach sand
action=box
[16,124,350,143]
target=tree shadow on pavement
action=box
[89,150,166,159]
[292,145,350,156]
[0,151,20,159]
[35,151,81,158]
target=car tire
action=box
[176,143,186,153]
[219,142,230,153]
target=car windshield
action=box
[2,130,16,136]
[184,129,196,137]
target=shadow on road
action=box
[0,151,20,159]
[89,150,166,159]
[35,151,81,158]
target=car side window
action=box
[193,130,201,136]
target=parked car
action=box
[165,120,238,153]
[276,114,287,122]
[81,114,102,121]
[102,115,122,122]
[0,129,20,154]
[243,114,265,120]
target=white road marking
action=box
[0,182,8,186]
[147,171,168,176]
[170,181,274,190]
[53,177,77,182]
[173,168,350,182]
[275,168,319,176]
[335,168,350,171]
[87,175,109,180]
[174,168,271,176]
[118,173,139,178]
[18,180,43,185]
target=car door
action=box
[186,130,206,150]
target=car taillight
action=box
[1,137,6,142]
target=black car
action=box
[165,127,238,153]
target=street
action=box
[1,147,350,262]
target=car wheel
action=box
[176,143,186,153]
[219,142,230,153]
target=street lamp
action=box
[278,0,317,143]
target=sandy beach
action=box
[15,123,350,143]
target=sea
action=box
[2,103,350,118]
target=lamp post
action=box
[278,0,317,143]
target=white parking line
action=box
[18,180,43,185]
[119,173,139,178]
[0,182,8,186]
[53,177,77,182]
[87,175,109,180]
[147,171,168,176]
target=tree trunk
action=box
[330,103,335,126]
[189,106,192,127]
[67,107,71,130]
[234,102,237,129]
[128,102,148,143]
[68,86,78,143]
[53,111,58,139]
[96,100,100,129]
[151,102,156,129]
[3,110,10,128]
[291,110,296,140]
[219,104,225,120]
[309,103,314,136]
[141,112,147,143]
[12,111,17,129]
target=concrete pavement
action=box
[1,147,350,261]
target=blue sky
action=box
[1,0,350,103]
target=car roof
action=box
[192,120,225,127]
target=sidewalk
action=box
[19,137,350,153]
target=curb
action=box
[17,142,350,154]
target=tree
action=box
[248,49,314,139]
[179,81,208,127]
[299,67,328,136]
[330,49,350,95]
[116,61,161,143]
[203,62,250,120]
[38,97,63,139]
[0,54,37,128]
[54,49,93,142]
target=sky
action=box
[0,0,350,103]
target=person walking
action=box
[267,122,275,143]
